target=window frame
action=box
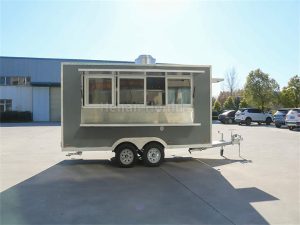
[118,76,146,107]
[0,76,31,86]
[84,74,115,108]
[82,71,194,108]
[146,76,166,107]
[0,99,12,112]
[166,75,193,107]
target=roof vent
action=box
[135,55,156,65]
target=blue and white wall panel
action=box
[0,86,32,111]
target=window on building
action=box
[167,78,191,104]
[119,78,144,105]
[19,77,26,85]
[5,77,11,85]
[88,78,113,105]
[0,77,5,85]
[0,76,31,86]
[11,77,19,85]
[147,77,165,106]
[0,99,12,112]
[26,77,31,84]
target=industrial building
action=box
[0,56,132,121]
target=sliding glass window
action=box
[119,78,144,105]
[86,77,113,106]
[167,78,191,105]
[146,77,165,106]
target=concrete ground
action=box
[0,123,299,224]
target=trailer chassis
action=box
[189,131,243,157]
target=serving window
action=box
[147,77,165,106]
[167,78,192,105]
[84,76,114,106]
[119,78,145,105]
[83,71,193,108]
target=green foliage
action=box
[239,98,248,108]
[244,69,279,111]
[280,75,300,107]
[212,97,216,107]
[223,96,235,109]
[213,100,222,112]
[217,91,231,106]
[234,97,240,110]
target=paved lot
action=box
[0,123,299,224]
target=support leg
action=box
[220,146,224,157]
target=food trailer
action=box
[61,55,242,167]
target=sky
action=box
[1,0,299,96]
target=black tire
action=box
[266,117,272,125]
[142,142,165,167]
[228,118,233,124]
[245,117,252,126]
[115,143,137,168]
[288,126,294,131]
[258,122,261,125]
[275,123,281,128]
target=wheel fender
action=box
[112,137,167,151]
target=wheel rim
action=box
[147,148,161,164]
[120,149,134,165]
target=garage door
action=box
[33,87,49,121]
[50,87,61,121]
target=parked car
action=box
[285,108,300,130]
[273,109,290,128]
[235,108,273,126]
[218,110,236,124]
[212,111,219,120]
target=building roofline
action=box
[0,56,212,67]
[0,56,134,64]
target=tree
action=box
[280,75,300,107]
[244,69,279,111]
[234,96,241,110]
[213,100,222,112]
[224,67,238,96]
[223,96,236,109]
[217,89,244,107]
[217,91,231,106]
[239,98,248,108]
[212,97,216,107]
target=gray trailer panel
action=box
[61,63,211,151]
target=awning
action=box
[31,82,61,87]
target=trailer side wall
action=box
[62,64,211,149]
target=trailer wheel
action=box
[115,143,137,168]
[143,142,164,167]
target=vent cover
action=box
[135,55,156,65]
